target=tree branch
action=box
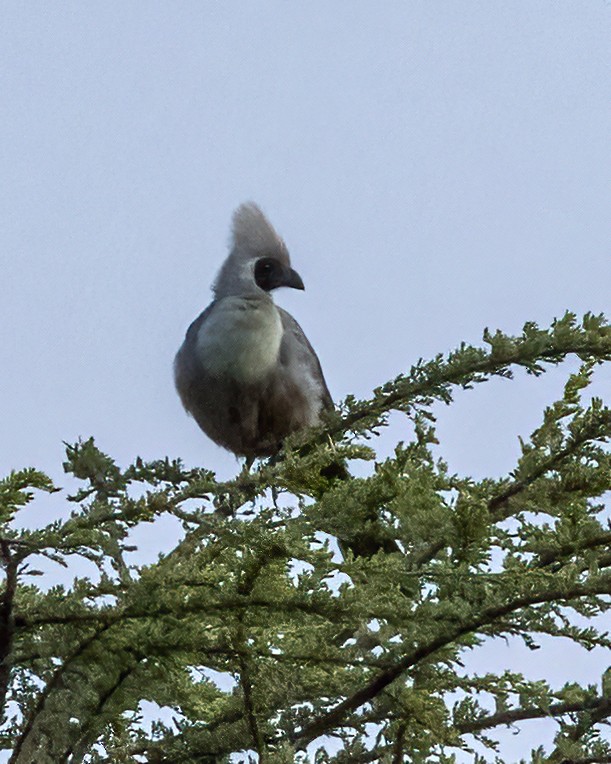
[545,693,611,763]
[63,647,146,763]
[290,577,611,746]
[324,317,611,442]
[0,539,18,719]
[457,695,611,735]
[409,409,609,570]
[9,622,113,764]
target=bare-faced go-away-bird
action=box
[174,203,334,465]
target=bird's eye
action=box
[255,257,281,291]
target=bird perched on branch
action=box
[174,203,334,464]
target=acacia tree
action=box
[1,312,610,764]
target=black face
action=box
[254,257,305,292]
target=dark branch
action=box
[290,578,611,746]
[8,622,113,763]
[0,539,18,720]
[458,695,611,735]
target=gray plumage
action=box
[174,203,333,459]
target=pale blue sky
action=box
[1,2,609,759]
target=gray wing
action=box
[277,307,333,411]
[173,302,216,411]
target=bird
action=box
[174,202,334,464]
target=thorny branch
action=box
[8,623,114,764]
[290,577,611,746]
[458,695,611,736]
[0,540,17,717]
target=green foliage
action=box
[1,312,610,763]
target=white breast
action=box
[195,296,283,383]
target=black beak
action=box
[284,267,305,291]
